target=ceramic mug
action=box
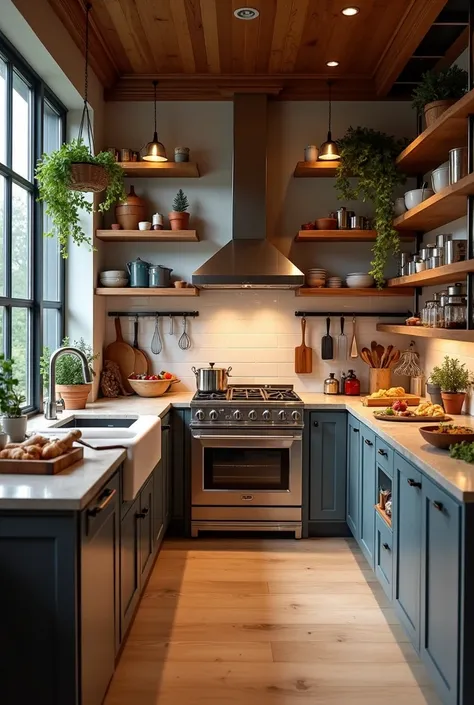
[138,221,152,231]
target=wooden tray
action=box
[373,413,452,423]
[0,446,83,475]
[362,394,420,407]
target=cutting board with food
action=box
[362,387,420,407]
[0,430,83,474]
[373,401,451,422]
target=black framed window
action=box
[0,33,66,413]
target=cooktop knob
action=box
[262,410,271,421]
[292,410,301,422]
[233,410,242,421]
[279,410,287,421]
[248,410,257,421]
[209,410,218,421]
[195,409,205,421]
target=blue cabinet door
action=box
[421,477,460,705]
[393,454,422,650]
[359,424,376,568]
[346,415,360,538]
[309,412,347,522]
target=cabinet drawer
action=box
[375,438,393,476]
[375,512,393,600]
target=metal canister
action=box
[349,215,366,229]
[336,207,349,229]
[447,282,466,296]
[432,247,444,265]
[445,239,467,264]
[429,256,442,269]
[304,145,319,162]
[324,373,340,395]
[408,260,417,275]
[436,233,451,248]
[449,147,468,184]
[400,252,410,276]
[439,290,449,308]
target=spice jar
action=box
[344,370,361,396]
[444,296,467,329]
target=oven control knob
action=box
[195,409,205,421]
[278,410,287,422]
[262,410,271,421]
[233,410,243,421]
[292,410,301,422]
[248,410,257,421]
[209,410,218,421]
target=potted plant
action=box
[169,189,190,230]
[412,66,468,127]
[335,127,408,288]
[40,338,99,411]
[35,138,125,257]
[429,356,472,415]
[0,355,27,442]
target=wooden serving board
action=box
[0,446,83,475]
[373,414,452,423]
[362,394,420,407]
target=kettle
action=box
[324,373,339,395]
[127,257,151,288]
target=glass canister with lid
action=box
[444,295,467,329]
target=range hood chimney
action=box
[192,94,304,289]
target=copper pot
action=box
[116,185,146,230]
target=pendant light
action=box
[143,80,167,162]
[319,80,340,161]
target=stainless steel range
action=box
[190,385,304,538]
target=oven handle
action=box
[192,435,302,441]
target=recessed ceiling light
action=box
[326,61,339,67]
[234,7,259,20]
[342,6,360,16]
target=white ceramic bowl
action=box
[101,270,127,278]
[404,188,434,210]
[100,279,129,288]
[346,274,374,288]
[431,162,449,193]
[393,197,407,217]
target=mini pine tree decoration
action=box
[172,189,189,212]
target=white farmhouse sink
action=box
[37,414,161,500]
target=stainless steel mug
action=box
[449,147,468,184]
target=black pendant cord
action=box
[153,80,158,136]
[327,80,332,138]
[78,3,94,153]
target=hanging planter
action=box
[68,162,109,193]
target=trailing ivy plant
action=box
[35,139,126,257]
[335,127,408,288]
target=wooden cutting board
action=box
[295,317,312,373]
[362,394,420,407]
[373,413,452,422]
[104,317,135,393]
[132,317,149,375]
[0,446,83,474]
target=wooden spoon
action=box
[361,347,374,367]
[376,344,385,368]
[380,344,393,368]
[387,349,400,367]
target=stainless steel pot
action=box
[192,362,232,392]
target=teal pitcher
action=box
[127,257,151,288]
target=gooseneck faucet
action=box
[44,346,93,420]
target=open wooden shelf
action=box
[295,229,415,243]
[375,504,392,528]
[95,287,199,297]
[296,287,414,297]
[376,323,474,343]
[96,229,199,243]
[396,89,474,174]
[294,161,339,177]
[387,259,474,288]
[118,162,200,178]
[393,173,474,232]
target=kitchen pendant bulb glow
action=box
[319,132,340,160]
[143,80,167,162]
[341,6,359,16]
[326,60,339,67]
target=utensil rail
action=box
[295,311,410,317]
[108,311,199,317]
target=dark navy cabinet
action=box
[346,414,360,538]
[139,474,155,585]
[161,413,172,531]
[120,494,141,640]
[170,408,192,535]
[359,424,376,568]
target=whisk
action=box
[168,314,174,336]
[393,341,423,377]
[178,316,191,350]
[151,315,163,355]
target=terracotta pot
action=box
[2,416,27,443]
[168,211,190,231]
[56,383,92,410]
[116,185,146,230]
[424,99,455,128]
[440,391,465,415]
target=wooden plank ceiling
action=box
[47,0,454,100]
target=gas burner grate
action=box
[229,388,265,401]
[194,391,227,401]
[264,389,301,401]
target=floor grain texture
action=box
[105,538,441,705]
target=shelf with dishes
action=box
[387,259,474,288]
[293,161,339,177]
[95,287,200,297]
[295,229,415,243]
[296,287,414,297]
[118,161,200,178]
[376,323,474,343]
[96,229,199,243]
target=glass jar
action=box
[444,296,467,329]
[423,295,440,328]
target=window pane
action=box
[0,306,4,354]
[12,72,31,179]
[44,101,61,154]
[0,175,4,296]
[11,183,30,298]
[43,307,59,352]
[0,59,6,165]
[11,307,30,405]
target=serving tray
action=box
[0,446,83,474]
[362,394,420,407]
[373,413,452,423]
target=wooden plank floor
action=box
[105,538,441,705]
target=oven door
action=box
[191,429,302,506]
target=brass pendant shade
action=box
[319,81,340,161]
[143,81,167,162]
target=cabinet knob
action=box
[433,501,443,512]
[87,488,116,517]
[353,428,359,433]
[136,507,149,519]
[382,542,391,551]
[365,439,373,446]
[378,448,387,457]
[407,478,422,489]
[313,420,319,427]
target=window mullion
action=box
[33,80,44,412]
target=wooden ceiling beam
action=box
[374,0,450,97]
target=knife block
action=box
[369,368,391,394]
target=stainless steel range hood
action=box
[192,95,304,289]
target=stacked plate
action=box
[306,268,327,288]
[327,276,342,288]
[346,272,374,288]
[100,270,129,288]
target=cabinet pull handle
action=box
[162,425,171,431]
[377,449,387,457]
[382,542,391,551]
[136,507,150,519]
[88,488,116,517]
[353,428,359,433]
[433,501,443,512]
[407,478,422,489]
[365,439,373,446]
[313,421,319,427]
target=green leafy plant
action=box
[0,355,26,418]
[40,337,99,388]
[35,138,126,257]
[450,441,474,463]
[429,356,472,393]
[335,126,408,288]
[172,189,189,212]
[412,66,468,113]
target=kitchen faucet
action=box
[44,346,93,420]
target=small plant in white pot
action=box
[40,338,99,410]
[429,356,473,416]
[0,355,27,442]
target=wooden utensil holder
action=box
[369,368,391,394]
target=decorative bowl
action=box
[419,425,474,450]
[101,270,127,278]
[404,188,434,210]
[431,162,449,193]
[346,274,374,288]
[314,218,337,230]
[100,279,129,288]
[128,377,179,398]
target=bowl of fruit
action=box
[128,371,179,397]
[419,424,474,450]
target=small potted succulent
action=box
[40,338,99,410]
[429,356,473,415]
[0,355,27,442]
[412,66,468,127]
[169,188,190,230]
